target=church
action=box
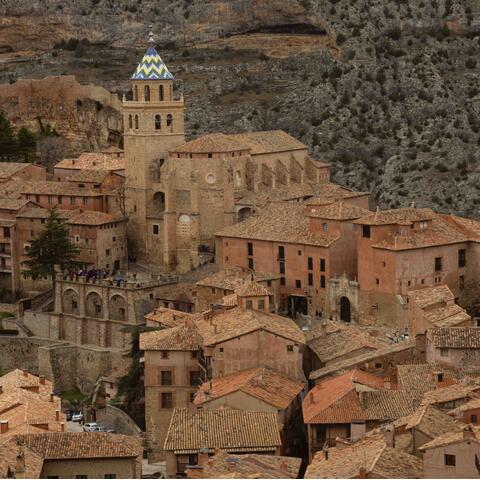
[123,35,331,272]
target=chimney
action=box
[358,467,367,478]
[0,420,8,434]
[61,422,65,432]
[50,393,54,402]
[198,448,209,466]
[280,461,289,473]
[385,425,395,448]
[320,322,328,337]
[39,376,45,385]
[55,410,60,421]
[22,370,28,377]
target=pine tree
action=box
[23,209,79,287]
[16,127,37,162]
[0,111,16,158]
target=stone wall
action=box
[95,405,142,437]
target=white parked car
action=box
[71,412,83,422]
[83,422,99,432]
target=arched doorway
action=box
[340,296,351,323]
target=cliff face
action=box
[1,0,480,216]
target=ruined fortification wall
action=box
[0,75,123,152]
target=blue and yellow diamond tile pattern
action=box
[132,46,174,80]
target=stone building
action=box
[48,273,178,349]
[0,432,142,478]
[65,169,124,192]
[122,38,331,273]
[354,207,480,328]
[0,162,46,184]
[408,285,472,339]
[425,327,480,371]
[163,409,281,477]
[216,200,370,318]
[419,425,480,479]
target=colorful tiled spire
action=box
[131,27,174,81]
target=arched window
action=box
[159,85,164,101]
[155,115,161,130]
[128,115,132,129]
[134,85,138,101]
[166,114,173,131]
[144,85,150,101]
[134,115,139,129]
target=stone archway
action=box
[237,207,252,223]
[62,289,79,315]
[86,291,103,318]
[340,296,351,323]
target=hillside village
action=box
[0,29,479,479]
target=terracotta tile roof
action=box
[304,435,423,479]
[355,207,435,226]
[164,409,281,453]
[235,184,317,208]
[427,327,480,349]
[309,341,416,381]
[0,370,53,398]
[423,304,471,328]
[396,364,463,400]
[0,198,32,211]
[401,404,461,441]
[228,130,307,155]
[145,308,196,329]
[306,324,386,365]
[196,268,279,290]
[235,280,270,297]
[65,169,112,183]
[172,134,248,153]
[0,179,27,199]
[419,425,480,451]
[220,293,239,307]
[304,183,370,203]
[439,214,480,242]
[194,366,304,410]
[421,381,480,406]
[55,153,125,171]
[408,284,454,309]
[16,207,75,220]
[186,450,301,479]
[0,163,36,178]
[196,307,305,345]
[302,369,383,424]
[307,201,371,221]
[155,282,197,303]
[140,321,203,351]
[67,211,124,226]
[15,432,141,459]
[217,202,339,247]
[20,181,104,197]
[360,390,417,421]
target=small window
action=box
[458,249,466,267]
[459,275,465,290]
[308,272,313,286]
[248,258,254,270]
[444,454,456,466]
[376,278,380,285]
[382,261,386,267]
[440,348,449,357]
[160,351,169,359]
[219,347,224,353]
[153,224,159,235]
[471,414,478,423]
[70,197,75,205]
[166,114,173,127]
[320,275,326,288]
[435,257,442,272]
[246,300,253,310]
[297,250,302,256]
[280,277,286,286]
[278,246,285,260]
[48,195,53,204]
[161,392,173,409]
[155,114,161,130]
[75,235,80,243]
[258,299,265,310]
[295,280,301,289]
[307,257,313,270]
[362,225,371,238]
[83,197,88,206]
[247,242,253,256]
[279,261,285,274]
[322,223,328,231]
[106,249,110,256]
[159,85,164,101]
[287,345,294,352]
[189,371,201,386]
[191,351,198,359]
[161,371,172,385]
[320,258,325,272]
[134,115,139,129]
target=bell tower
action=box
[123,28,185,263]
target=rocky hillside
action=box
[1,0,480,216]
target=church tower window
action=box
[166,114,173,131]
[159,85,164,101]
[144,85,150,101]
[155,115,161,130]
[134,86,138,101]
[134,115,139,129]
[128,115,133,129]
